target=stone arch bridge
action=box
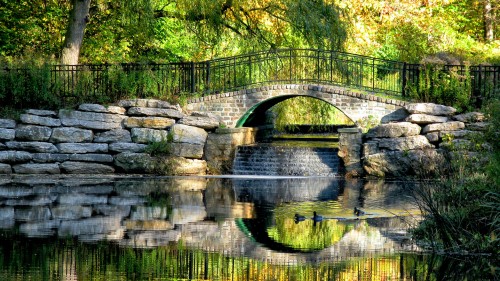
[186,84,409,128]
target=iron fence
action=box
[1,49,498,108]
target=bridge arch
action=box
[186,84,409,128]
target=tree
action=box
[61,0,91,65]
[484,0,495,42]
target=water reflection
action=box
[0,175,495,280]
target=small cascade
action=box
[233,143,340,176]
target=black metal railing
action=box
[1,49,498,109]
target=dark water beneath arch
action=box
[0,175,495,280]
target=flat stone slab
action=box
[405,103,457,116]
[377,135,433,151]
[56,143,108,154]
[58,193,108,205]
[93,129,131,143]
[69,153,114,163]
[12,163,61,174]
[0,151,33,163]
[130,206,168,220]
[466,122,489,131]
[20,114,61,127]
[109,142,147,153]
[169,142,204,159]
[0,128,15,141]
[0,164,12,174]
[118,99,174,109]
[78,104,126,114]
[6,142,58,153]
[439,130,479,140]
[124,117,175,129]
[15,125,52,141]
[32,153,71,163]
[51,206,92,220]
[0,207,14,220]
[422,121,465,133]
[14,206,52,221]
[127,107,184,119]
[50,127,94,143]
[131,128,169,144]
[178,114,220,130]
[59,217,121,236]
[60,161,115,174]
[0,119,16,128]
[366,122,421,138]
[453,112,485,123]
[113,152,155,173]
[59,109,127,130]
[25,109,57,117]
[406,114,448,124]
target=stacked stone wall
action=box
[0,99,223,175]
[361,103,489,177]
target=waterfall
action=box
[233,143,340,176]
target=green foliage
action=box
[145,135,173,156]
[407,63,473,112]
[412,99,500,255]
[271,96,354,132]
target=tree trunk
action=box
[484,0,494,42]
[61,0,91,65]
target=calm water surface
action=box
[0,175,495,280]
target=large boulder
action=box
[60,161,115,174]
[114,152,156,173]
[365,122,421,139]
[378,135,433,151]
[169,124,208,145]
[363,149,447,177]
[130,128,169,144]
[155,156,207,175]
[178,112,221,130]
[405,103,457,116]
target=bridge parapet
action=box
[186,84,409,128]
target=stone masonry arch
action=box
[185,84,409,128]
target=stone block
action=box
[363,141,379,156]
[78,104,126,114]
[425,132,440,142]
[155,156,207,175]
[453,112,485,123]
[405,103,457,116]
[56,143,108,153]
[20,114,61,127]
[127,107,184,119]
[0,128,15,140]
[124,220,173,231]
[108,196,146,205]
[178,113,220,130]
[378,135,433,151]
[12,163,61,174]
[0,164,12,174]
[0,119,16,128]
[51,205,92,220]
[50,127,94,143]
[25,109,57,117]
[406,114,448,124]
[59,109,127,130]
[118,99,174,109]
[466,122,489,131]
[422,121,465,133]
[170,124,208,145]
[32,153,71,163]
[169,142,204,159]
[59,217,121,236]
[131,128,169,144]
[14,206,52,221]
[58,193,108,205]
[130,206,169,220]
[124,117,175,129]
[60,161,115,174]
[0,207,14,220]
[109,142,147,153]
[0,151,33,163]
[93,129,132,143]
[15,125,52,141]
[6,141,58,153]
[114,152,155,173]
[366,122,421,138]
[69,153,114,163]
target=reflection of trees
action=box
[267,218,354,251]
[0,233,495,280]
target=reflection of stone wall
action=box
[0,99,225,175]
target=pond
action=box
[0,175,494,280]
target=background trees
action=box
[1,0,497,64]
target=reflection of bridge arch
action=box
[186,84,409,128]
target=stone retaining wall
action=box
[0,99,225,175]
[338,103,490,177]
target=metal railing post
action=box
[190,61,195,93]
[402,62,407,97]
